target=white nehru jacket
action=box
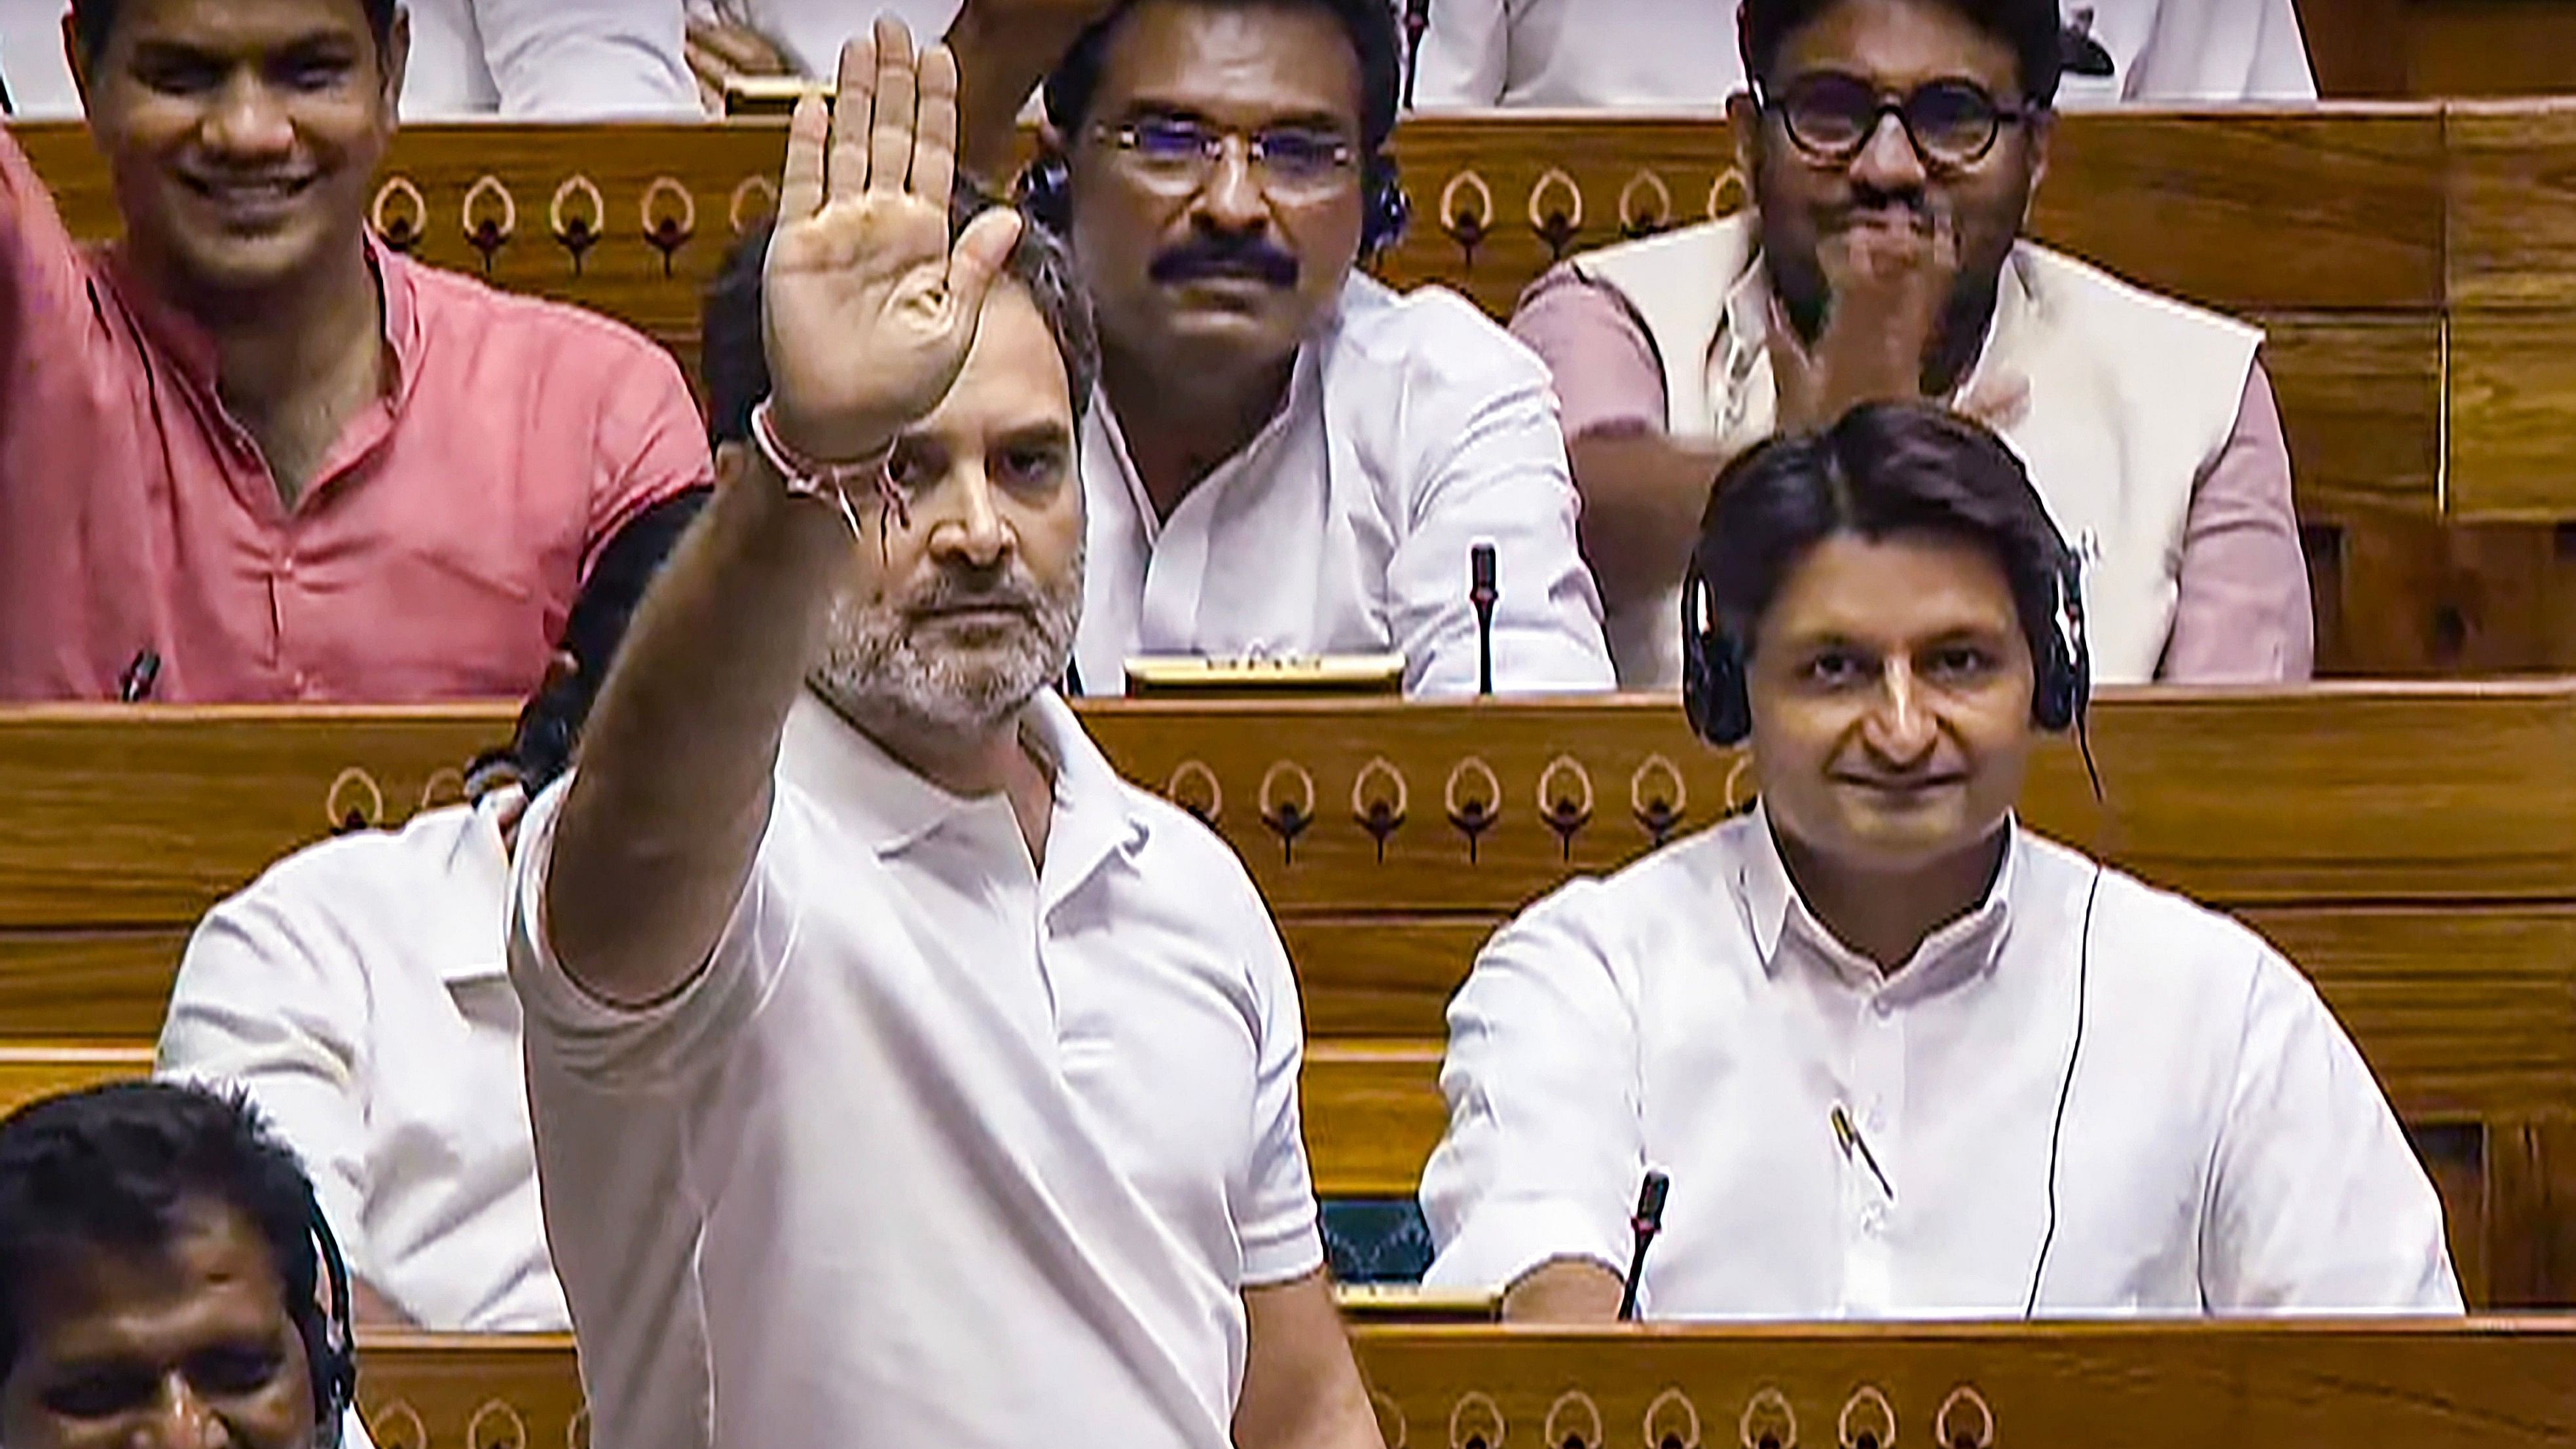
[1075,274,1615,697]
[158,794,568,1332]
[1421,807,2462,1317]
[401,0,698,117]
[688,0,964,79]
[1412,0,2315,109]
[509,691,1322,1449]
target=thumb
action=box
[945,207,1027,320]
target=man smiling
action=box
[0,0,710,701]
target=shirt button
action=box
[1872,998,1894,1019]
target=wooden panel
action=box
[1350,1321,2576,1448]
[2258,312,2444,520]
[2450,309,2576,519]
[2408,2,2576,98]
[2332,519,2566,672]
[1306,1042,1444,1200]
[355,1335,585,1449]
[0,706,510,930]
[0,1043,154,1118]
[0,930,190,1039]
[1082,686,2576,915]
[2447,101,2576,310]
[2300,0,2412,98]
[2490,1119,2576,1306]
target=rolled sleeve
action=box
[1240,916,1325,1287]
[2160,362,2314,683]
[1420,884,1642,1293]
[1509,265,1668,444]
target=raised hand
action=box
[761,18,1025,468]
[1769,206,1964,433]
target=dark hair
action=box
[1042,0,1404,152]
[1739,0,2065,107]
[0,1082,326,1386]
[1697,402,2072,671]
[69,0,399,58]
[701,189,1100,450]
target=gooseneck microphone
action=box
[1616,1169,1669,1321]
[1469,542,1498,697]
[1402,0,1432,111]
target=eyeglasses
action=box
[1090,117,1359,200]
[1759,73,2033,169]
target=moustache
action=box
[1149,240,1300,288]
[898,572,1046,622]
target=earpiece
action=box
[1017,151,1073,237]
[305,1200,358,1449]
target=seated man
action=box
[1415,0,2314,109]
[1516,0,2310,688]
[512,26,1376,1445]
[154,488,703,1331]
[0,1080,371,1448]
[976,0,1611,695]
[0,0,712,701]
[1419,403,2458,1319]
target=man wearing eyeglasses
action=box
[1513,0,2309,692]
[990,0,1613,696]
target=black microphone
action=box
[1,56,14,116]
[1469,542,1497,697]
[118,648,161,703]
[1401,0,1431,110]
[1616,1169,1669,1321]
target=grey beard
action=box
[807,555,1084,737]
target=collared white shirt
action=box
[509,691,1322,1449]
[1420,806,2461,1317]
[400,0,697,117]
[688,0,962,80]
[157,792,568,1332]
[1413,0,2314,109]
[1075,274,1615,697]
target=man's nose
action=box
[1191,135,1270,234]
[141,1375,229,1449]
[202,72,297,158]
[924,468,1012,568]
[1847,108,1930,194]
[1860,661,1940,765]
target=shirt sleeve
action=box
[1238,897,1325,1287]
[1410,0,1507,107]
[2124,0,2317,100]
[1387,295,1616,696]
[2158,361,2315,683]
[507,772,799,1091]
[467,0,700,117]
[0,123,90,431]
[1419,883,1643,1294]
[582,339,718,580]
[1509,265,1668,443]
[2199,951,2464,1313]
[155,869,380,1298]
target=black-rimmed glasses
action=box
[1758,73,2033,168]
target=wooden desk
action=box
[346,1320,2576,1447]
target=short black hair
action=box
[701,189,1100,449]
[0,1082,326,1387]
[1740,0,2065,107]
[1042,0,1403,153]
[68,0,400,59]
[1696,402,2073,671]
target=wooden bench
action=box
[342,1321,2576,1448]
[16,106,2576,671]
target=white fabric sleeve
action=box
[156,873,380,1301]
[469,0,700,116]
[507,773,802,1092]
[1410,0,1507,107]
[1419,881,1641,1293]
[2199,951,2464,1313]
[1239,904,1326,1287]
[1385,293,1616,697]
[2123,0,2317,101]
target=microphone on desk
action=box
[1469,542,1498,697]
[1616,1169,1669,1322]
[1401,0,1431,110]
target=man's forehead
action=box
[1762,531,2022,641]
[1094,0,1365,127]
[114,0,375,51]
[1776,0,2023,89]
[17,1207,290,1358]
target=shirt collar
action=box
[1734,801,2023,1002]
[434,788,521,985]
[97,234,415,400]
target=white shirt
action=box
[1075,274,1615,697]
[0,0,77,118]
[1421,807,2461,1317]
[400,0,697,117]
[509,691,1323,1449]
[1413,0,2316,109]
[687,0,961,79]
[156,794,568,1332]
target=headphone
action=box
[301,1198,359,1449]
[1679,537,2091,748]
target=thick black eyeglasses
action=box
[1758,72,2033,168]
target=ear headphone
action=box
[1680,540,2090,748]
[302,1198,358,1449]
[1016,145,1411,257]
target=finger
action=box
[780,94,830,221]
[946,206,1027,317]
[868,15,920,194]
[911,43,961,213]
[829,31,879,201]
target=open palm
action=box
[761,19,1025,466]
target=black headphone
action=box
[1680,536,2091,748]
[1017,142,1412,259]
[300,1197,358,1449]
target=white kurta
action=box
[1075,274,1615,697]
[1412,0,2315,109]
[687,0,963,79]
[511,691,1322,1449]
[157,793,568,1332]
[401,0,697,117]
[1421,806,2463,1317]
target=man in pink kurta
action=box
[0,0,710,703]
